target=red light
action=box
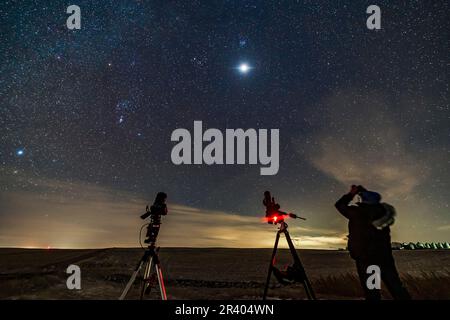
[263,213,289,224]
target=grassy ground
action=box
[0,248,449,299]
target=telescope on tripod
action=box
[262,191,316,300]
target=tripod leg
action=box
[119,259,146,300]
[284,231,316,300]
[303,275,316,300]
[155,263,167,300]
[140,256,154,299]
[263,231,281,300]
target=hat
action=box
[359,191,381,204]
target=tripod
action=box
[119,225,167,300]
[263,220,316,300]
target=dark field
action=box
[1,248,449,300]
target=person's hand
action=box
[350,185,359,196]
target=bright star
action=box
[16,149,24,156]
[237,63,251,74]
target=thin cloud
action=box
[0,177,345,249]
[437,225,450,231]
[302,89,428,198]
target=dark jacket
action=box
[335,193,392,260]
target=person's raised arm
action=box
[335,185,360,219]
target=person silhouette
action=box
[335,185,411,300]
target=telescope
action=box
[263,191,306,224]
[262,191,315,300]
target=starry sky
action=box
[0,1,449,249]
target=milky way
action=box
[0,1,448,248]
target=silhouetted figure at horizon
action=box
[335,185,411,300]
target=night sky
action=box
[1,1,449,249]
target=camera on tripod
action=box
[140,192,168,245]
[120,191,169,300]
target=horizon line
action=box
[0,246,342,250]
